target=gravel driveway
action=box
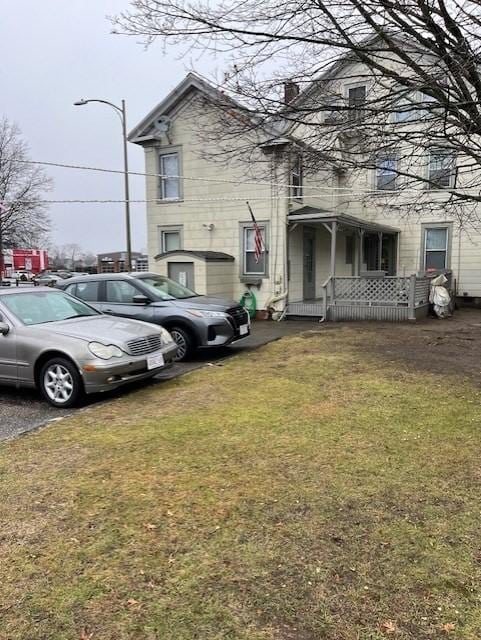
[0,320,316,441]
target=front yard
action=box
[1,321,481,639]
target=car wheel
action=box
[39,357,83,408]
[169,326,194,361]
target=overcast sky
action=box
[1,1,216,255]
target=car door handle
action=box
[104,308,114,313]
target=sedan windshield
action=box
[2,291,99,326]
[138,275,199,300]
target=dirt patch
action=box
[315,308,481,380]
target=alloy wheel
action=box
[43,364,74,404]
[170,329,187,360]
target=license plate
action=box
[239,324,249,336]
[147,352,165,370]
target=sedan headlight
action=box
[186,309,228,318]
[159,326,174,343]
[88,341,124,360]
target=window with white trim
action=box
[159,151,181,200]
[160,229,181,253]
[428,149,455,188]
[376,156,398,190]
[394,93,417,123]
[424,227,449,271]
[243,225,267,275]
[347,85,366,121]
[348,85,366,107]
[291,155,303,200]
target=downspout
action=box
[457,225,461,297]
[267,148,290,320]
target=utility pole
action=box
[0,202,6,285]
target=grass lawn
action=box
[1,327,481,639]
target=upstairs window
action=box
[376,157,398,190]
[159,151,181,200]
[428,148,455,188]
[348,85,366,107]
[291,155,303,200]
[394,93,417,123]
[348,85,366,121]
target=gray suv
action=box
[57,273,250,360]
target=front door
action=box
[303,228,316,300]
[168,262,195,290]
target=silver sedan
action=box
[0,287,178,407]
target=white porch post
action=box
[378,232,383,271]
[358,229,364,275]
[330,220,337,277]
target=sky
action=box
[0,1,217,255]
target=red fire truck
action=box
[1,249,49,278]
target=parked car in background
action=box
[57,272,250,361]
[32,271,72,287]
[0,287,177,407]
[13,270,34,282]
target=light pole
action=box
[74,98,132,271]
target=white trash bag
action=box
[429,274,451,318]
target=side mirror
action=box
[132,294,150,304]
[0,322,10,336]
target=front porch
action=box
[286,208,431,321]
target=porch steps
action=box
[285,301,325,320]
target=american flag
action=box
[246,201,264,263]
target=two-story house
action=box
[129,61,481,320]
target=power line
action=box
[18,158,472,197]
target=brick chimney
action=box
[284,81,300,104]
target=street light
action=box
[73,98,132,271]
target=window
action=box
[105,280,140,304]
[159,151,181,200]
[74,281,100,302]
[348,85,366,107]
[161,230,181,252]
[291,155,303,199]
[100,261,114,273]
[424,227,449,271]
[348,85,366,121]
[376,157,398,190]
[428,149,455,188]
[158,226,183,253]
[394,93,418,123]
[243,225,267,275]
[394,91,433,123]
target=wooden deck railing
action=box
[320,274,431,321]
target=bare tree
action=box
[63,243,82,271]
[113,0,481,225]
[0,117,51,280]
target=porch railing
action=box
[321,274,431,321]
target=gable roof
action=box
[129,72,297,146]
[129,72,229,143]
